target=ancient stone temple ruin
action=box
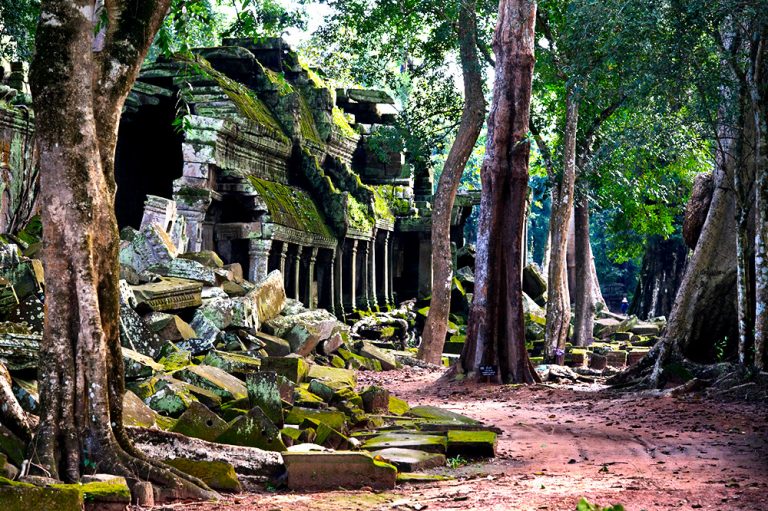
[115,38,478,318]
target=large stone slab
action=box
[166,458,242,492]
[132,277,203,312]
[248,270,286,323]
[362,433,447,454]
[408,405,480,425]
[356,341,399,370]
[371,448,446,471]
[282,451,396,490]
[120,223,178,274]
[174,365,248,402]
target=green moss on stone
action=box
[248,177,334,238]
[166,458,242,492]
[332,106,357,138]
[174,53,287,139]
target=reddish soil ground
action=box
[165,366,768,511]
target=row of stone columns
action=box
[336,229,394,316]
[244,230,394,319]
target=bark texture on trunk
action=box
[572,194,594,346]
[29,0,215,499]
[748,25,767,370]
[419,0,486,364]
[458,0,540,384]
[544,88,578,362]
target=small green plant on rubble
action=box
[576,498,625,511]
[446,455,468,469]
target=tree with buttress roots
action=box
[29,0,216,499]
[453,0,541,384]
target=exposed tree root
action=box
[608,339,764,401]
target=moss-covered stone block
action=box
[388,395,410,416]
[174,365,248,402]
[285,406,346,432]
[261,356,309,384]
[360,386,390,414]
[246,371,284,427]
[282,451,396,490]
[166,458,242,492]
[0,478,83,511]
[170,401,228,442]
[202,350,261,377]
[216,407,286,452]
[306,364,356,387]
[315,422,351,450]
[446,430,497,458]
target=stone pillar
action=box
[305,247,319,309]
[418,233,432,300]
[359,237,371,311]
[293,245,303,302]
[381,231,391,307]
[389,235,395,306]
[349,239,358,311]
[368,230,378,311]
[176,204,207,253]
[248,239,272,283]
[278,242,289,276]
[333,245,344,319]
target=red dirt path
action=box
[166,366,768,511]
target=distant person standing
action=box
[620,296,629,315]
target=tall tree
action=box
[29,0,215,497]
[456,0,540,384]
[419,0,487,364]
[543,85,578,362]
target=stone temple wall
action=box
[0,104,37,235]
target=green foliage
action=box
[0,0,39,61]
[576,498,624,511]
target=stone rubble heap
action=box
[0,220,499,505]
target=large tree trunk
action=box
[629,235,689,320]
[572,193,594,346]
[544,88,578,362]
[614,103,740,389]
[456,0,540,384]
[419,0,486,364]
[29,0,215,500]
[748,26,767,370]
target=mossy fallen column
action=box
[248,238,272,283]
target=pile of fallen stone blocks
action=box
[0,217,499,499]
